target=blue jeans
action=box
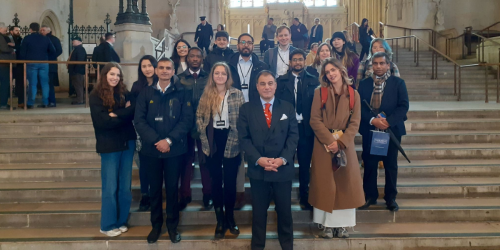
[100,140,136,231]
[26,63,49,106]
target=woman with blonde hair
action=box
[309,43,333,76]
[197,62,245,239]
[309,58,364,239]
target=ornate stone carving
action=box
[433,0,445,31]
[168,0,181,36]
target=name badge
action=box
[216,120,226,127]
[241,83,248,89]
[155,116,163,122]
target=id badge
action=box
[216,120,226,127]
[241,83,248,89]
[155,116,163,122]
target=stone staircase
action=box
[0,107,500,249]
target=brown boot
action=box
[234,192,246,210]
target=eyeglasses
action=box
[239,41,254,46]
[177,45,188,49]
[291,58,305,62]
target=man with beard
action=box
[275,49,319,210]
[228,33,269,210]
[8,26,24,108]
[0,23,15,109]
[177,47,213,211]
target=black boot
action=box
[214,207,227,239]
[225,211,240,235]
[138,194,151,211]
[147,227,162,244]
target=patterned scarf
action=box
[370,71,391,113]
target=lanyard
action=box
[278,50,289,67]
[238,62,253,88]
[218,91,227,121]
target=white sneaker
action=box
[320,227,334,239]
[100,229,122,237]
[118,226,128,233]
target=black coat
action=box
[19,33,55,61]
[134,79,194,158]
[310,24,323,42]
[290,23,308,42]
[238,99,299,182]
[131,77,158,99]
[275,70,320,138]
[93,42,120,70]
[178,69,209,138]
[228,52,270,103]
[89,92,137,154]
[47,33,63,73]
[203,46,234,73]
[12,36,22,59]
[358,76,409,138]
[195,23,213,46]
[68,45,87,75]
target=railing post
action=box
[404,29,407,48]
[85,64,89,108]
[458,67,462,101]
[23,63,27,110]
[431,51,435,79]
[9,63,13,111]
[416,39,419,67]
[414,37,417,63]
[485,66,489,103]
[497,66,500,103]
[454,64,457,96]
[435,51,438,80]
[409,31,412,51]
[482,38,486,63]
[462,35,465,59]
[396,39,399,63]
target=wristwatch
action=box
[165,138,172,146]
[279,157,287,166]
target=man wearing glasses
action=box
[228,33,269,210]
[275,49,319,210]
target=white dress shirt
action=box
[213,90,230,129]
[237,55,253,102]
[292,72,303,122]
[277,45,290,77]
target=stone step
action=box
[0,123,94,137]
[409,95,499,101]
[0,223,499,250]
[0,177,498,203]
[407,119,500,131]
[0,114,91,124]
[406,110,500,119]
[1,198,500,228]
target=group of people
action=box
[0,22,62,109]
[88,18,408,250]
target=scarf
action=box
[370,71,391,113]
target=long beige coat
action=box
[308,85,365,212]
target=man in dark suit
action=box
[290,18,308,50]
[276,49,319,210]
[194,16,213,56]
[308,18,323,49]
[41,26,63,107]
[68,37,87,105]
[357,52,409,212]
[8,26,23,108]
[93,32,120,70]
[238,70,299,250]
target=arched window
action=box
[230,0,337,8]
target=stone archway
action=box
[39,10,62,39]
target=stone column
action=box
[142,0,148,15]
[119,0,124,14]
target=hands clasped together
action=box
[258,157,284,172]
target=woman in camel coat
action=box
[308,57,365,239]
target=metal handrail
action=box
[471,32,500,63]
[379,22,446,49]
[0,60,139,111]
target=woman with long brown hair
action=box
[310,42,333,75]
[89,62,136,237]
[197,62,245,239]
[309,58,364,239]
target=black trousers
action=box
[359,42,370,61]
[200,43,210,56]
[250,178,293,250]
[14,65,24,104]
[268,40,275,49]
[206,128,241,215]
[297,122,314,201]
[142,154,183,230]
[361,132,401,203]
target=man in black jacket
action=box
[93,32,120,70]
[357,52,409,212]
[68,37,87,105]
[238,70,298,250]
[228,33,269,209]
[275,49,319,210]
[203,30,234,73]
[8,26,24,108]
[290,18,308,50]
[177,47,213,210]
[41,26,63,107]
[134,57,193,244]
[194,16,213,55]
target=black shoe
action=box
[178,196,191,211]
[71,101,84,105]
[37,104,46,108]
[386,201,399,212]
[147,227,162,244]
[358,199,377,210]
[168,230,181,243]
[27,105,34,109]
[203,194,214,210]
[226,214,240,235]
[47,103,56,108]
[300,199,313,210]
[138,194,151,211]
[214,207,227,239]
